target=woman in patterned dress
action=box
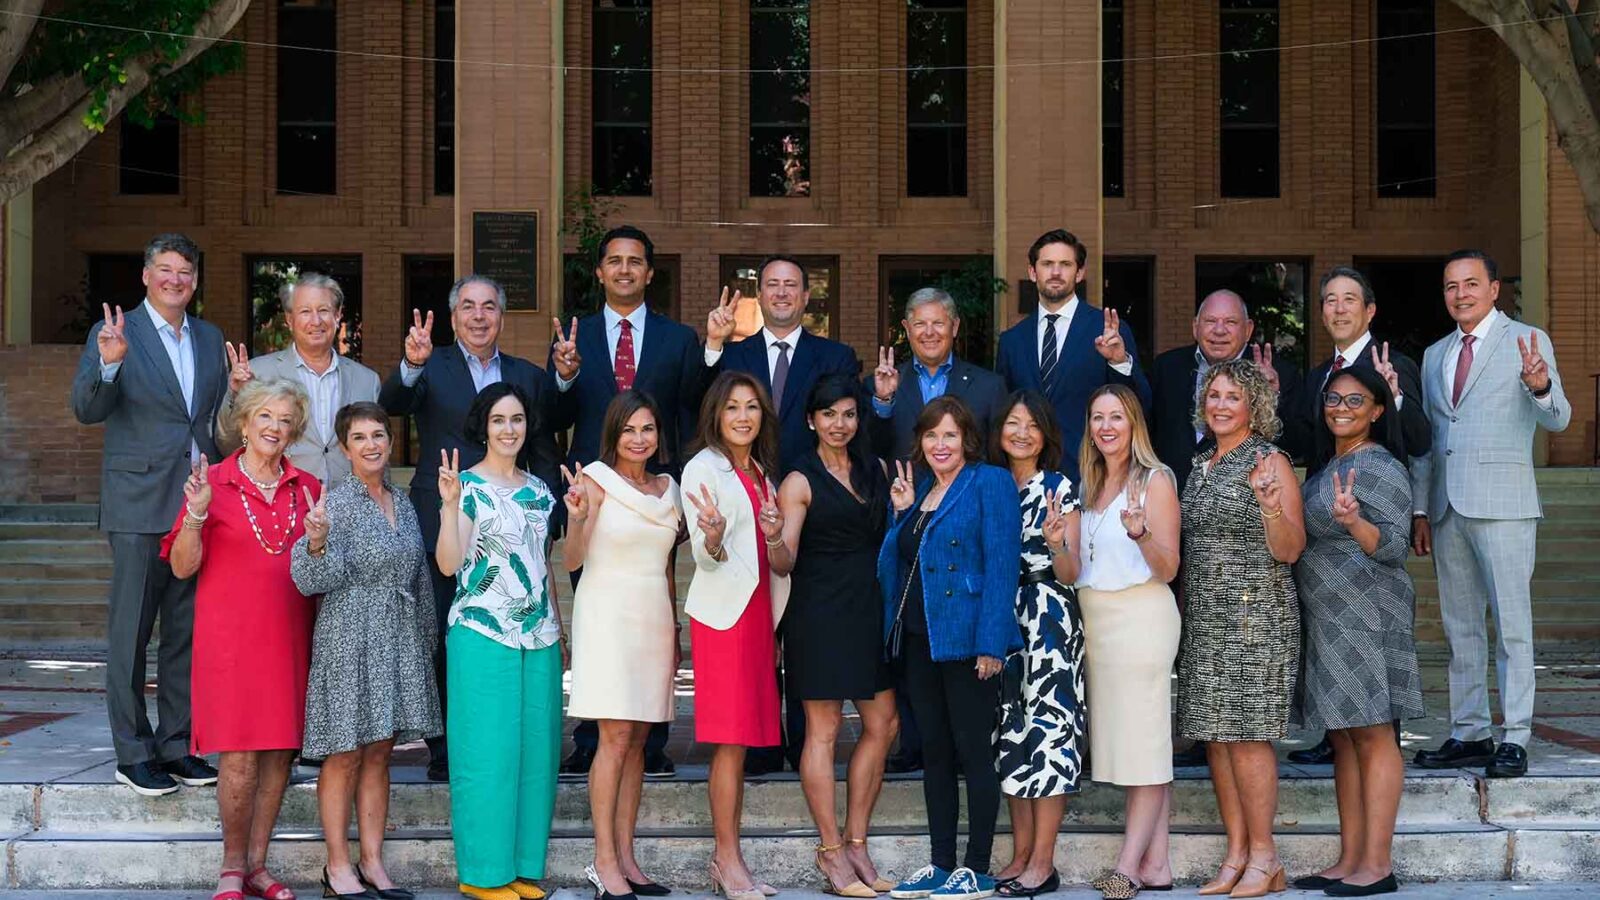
[292,401,441,900]
[1177,359,1305,899]
[989,391,1085,899]
[1290,366,1421,898]
[435,383,564,900]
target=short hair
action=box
[804,373,880,498]
[1192,358,1283,441]
[1027,229,1087,268]
[911,395,984,469]
[692,370,780,477]
[596,225,656,269]
[1196,288,1252,319]
[988,390,1064,472]
[143,233,200,269]
[904,286,958,321]
[229,377,310,447]
[1309,365,1407,477]
[447,274,506,312]
[462,382,541,473]
[280,271,346,314]
[757,254,809,288]
[334,401,390,447]
[1445,249,1498,282]
[599,389,669,468]
[1317,266,1375,307]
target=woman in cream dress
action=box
[564,391,683,900]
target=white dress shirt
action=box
[556,303,648,392]
[291,347,342,445]
[1036,299,1134,377]
[703,325,803,379]
[102,301,199,462]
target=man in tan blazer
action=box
[217,272,381,485]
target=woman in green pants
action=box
[436,382,565,900]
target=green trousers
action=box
[446,626,562,886]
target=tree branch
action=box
[0,71,85,153]
[0,0,44,89]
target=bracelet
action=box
[1261,506,1283,520]
[185,505,208,522]
[1126,528,1149,542]
[765,534,784,548]
[182,517,204,530]
[705,542,724,558]
[307,542,327,558]
[1047,540,1069,557]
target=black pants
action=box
[569,567,670,755]
[902,630,1001,873]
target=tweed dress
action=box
[1177,434,1300,743]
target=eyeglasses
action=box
[1322,391,1372,410]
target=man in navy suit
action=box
[550,225,710,778]
[704,254,862,773]
[379,273,563,781]
[995,229,1151,482]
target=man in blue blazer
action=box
[378,273,563,781]
[549,225,710,778]
[995,229,1151,482]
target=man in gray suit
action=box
[1409,250,1570,779]
[70,233,228,796]
[215,272,381,484]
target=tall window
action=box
[1375,0,1435,197]
[1101,257,1154,367]
[720,255,837,337]
[1102,0,1124,198]
[120,113,180,195]
[750,0,811,197]
[906,0,967,197]
[434,0,455,195]
[278,0,337,195]
[593,0,652,195]
[1219,0,1278,198]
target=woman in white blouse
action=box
[1075,384,1182,899]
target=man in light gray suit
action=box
[70,233,228,796]
[1409,249,1570,779]
[215,272,380,484]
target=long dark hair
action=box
[463,382,540,474]
[804,373,882,500]
[1309,364,1407,476]
[599,389,668,468]
[691,370,780,477]
[987,390,1064,471]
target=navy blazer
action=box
[548,308,709,471]
[866,356,1008,463]
[716,330,861,472]
[995,304,1152,481]
[378,348,563,551]
[876,463,1023,662]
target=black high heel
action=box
[587,864,639,900]
[321,866,378,899]
[354,862,414,900]
[627,878,673,897]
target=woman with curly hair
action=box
[1177,359,1305,899]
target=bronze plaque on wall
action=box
[471,211,539,310]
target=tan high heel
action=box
[709,862,766,900]
[817,844,877,898]
[845,838,895,893]
[1228,863,1286,899]
[1196,861,1246,896]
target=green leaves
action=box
[508,553,534,594]
[462,491,478,521]
[463,555,499,596]
[458,605,502,634]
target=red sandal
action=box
[213,869,246,900]
[244,867,296,900]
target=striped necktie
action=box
[1039,314,1062,389]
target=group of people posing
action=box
[71,227,1569,900]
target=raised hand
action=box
[685,483,727,552]
[1370,342,1401,401]
[96,304,128,365]
[1119,482,1147,538]
[706,287,740,347]
[437,448,462,504]
[302,485,330,548]
[756,478,784,541]
[1250,342,1281,395]
[1041,488,1070,550]
[551,316,582,380]
[889,459,916,512]
[560,462,589,522]
[405,309,436,368]
[1249,448,1283,512]
[224,342,254,393]
[873,345,900,401]
[1094,307,1129,364]
[1330,468,1361,529]
[184,455,213,517]
[1517,333,1551,393]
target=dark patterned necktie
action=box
[1039,314,1062,389]
[772,341,791,407]
[614,319,637,391]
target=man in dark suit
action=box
[995,229,1151,482]
[70,233,227,796]
[379,273,562,781]
[549,225,709,779]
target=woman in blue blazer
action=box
[878,395,1022,900]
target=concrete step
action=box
[0,522,103,542]
[1,561,115,581]
[0,580,106,602]
[0,539,110,563]
[0,600,104,622]
[1410,577,1600,601]
[0,504,98,523]
[1407,559,1598,580]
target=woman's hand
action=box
[1330,468,1361,530]
[975,655,1003,680]
[302,486,329,549]
[183,456,212,517]
[1041,488,1070,551]
[756,479,784,541]
[1249,448,1284,513]
[1119,482,1147,538]
[438,448,462,504]
[561,463,589,522]
[685,484,727,553]
[889,459,915,512]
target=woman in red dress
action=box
[164,377,318,900]
[681,371,791,900]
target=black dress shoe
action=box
[1287,734,1335,766]
[561,745,595,777]
[1172,741,1209,767]
[884,752,923,774]
[643,750,676,779]
[426,758,449,783]
[161,755,219,786]
[354,862,413,899]
[1486,742,1528,778]
[115,761,179,796]
[1325,873,1398,896]
[1292,874,1339,890]
[1412,738,1495,769]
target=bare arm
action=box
[561,477,603,573]
[1048,509,1082,584]
[768,472,810,578]
[1260,454,1306,564]
[1137,471,1182,583]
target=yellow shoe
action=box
[509,880,548,900]
[458,883,520,900]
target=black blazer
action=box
[866,356,1008,463]
[548,308,709,471]
[1148,343,1305,492]
[1301,341,1431,462]
[715,330,862,472]
[379,347,563,551]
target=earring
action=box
[242,435,249,447]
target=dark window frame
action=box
[1101,256,1156,368]
[906,0,968,198]
[1374,0,1435,198]
[562,252,680,319]
[1102,0,1125,198]
[1218,0,1280,199]
[277,0,338,196]
[592,0,653,196]
[749,0,812,197]
[719,254,839,339]
[434,0,455,196]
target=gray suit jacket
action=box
[70,302,227,534]
[215,349,382,486]
[1410,313,1570,521]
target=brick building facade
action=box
[0,0,1594,503]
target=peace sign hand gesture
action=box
[405,309,436,368]
[707,287,740,347]
[561,463,589,522]
[1516,333,1551,393]
[302,485,330,549]
[685,484,727,552]
[224,342,254,393]
[1094,307,1129,364]
[1041,488,1070,551]
[1250,342,1281,395]
[1249,449,1283,512]
[551,317,582,380]
[1119,482,1147,538]
[889,460,916,512]
[1330,468,1361,529]
[756,478,784,541]
[437,449,462,504]
[1369,342,1401,401]
[96,304,128,366]
[184,455,213,517]
[873,346,900,402]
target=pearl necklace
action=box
[241,458,285,493]
[239,486,299,555]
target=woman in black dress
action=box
[773,374,897,897]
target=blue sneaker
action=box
[891,865,952,899]
[930,868,997,900]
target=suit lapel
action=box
[440,342,473,393]
[1022,315,1044,388]
[777,331,816,419]
[582,313,616,392]
[127,304,187,411]
[1457,315,1508,406]
[188,319,220,422]
[944,359,979,406]
[735,337,774,393]
[635,311,663,385]
[1061,303,1100,376]
[925,466,976,533]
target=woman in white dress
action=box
[563,391,683,900]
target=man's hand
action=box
[873,346,900,401]
[551,317,582,380]
[1094,308,1129,365]
[405,309,436,368]
[1517,333,1551,394]
[96,304,128,366]
[706,287,739,351]
[1411,516,1432,557]
[224,343,254,393]
[1250,342,1281,395]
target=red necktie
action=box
[1330,355,1344,375]
[614,319,637,391]
[1451,335,1474,406]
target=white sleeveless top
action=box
[1075,480,1156,592]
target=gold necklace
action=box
[1335,439,1372,460]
